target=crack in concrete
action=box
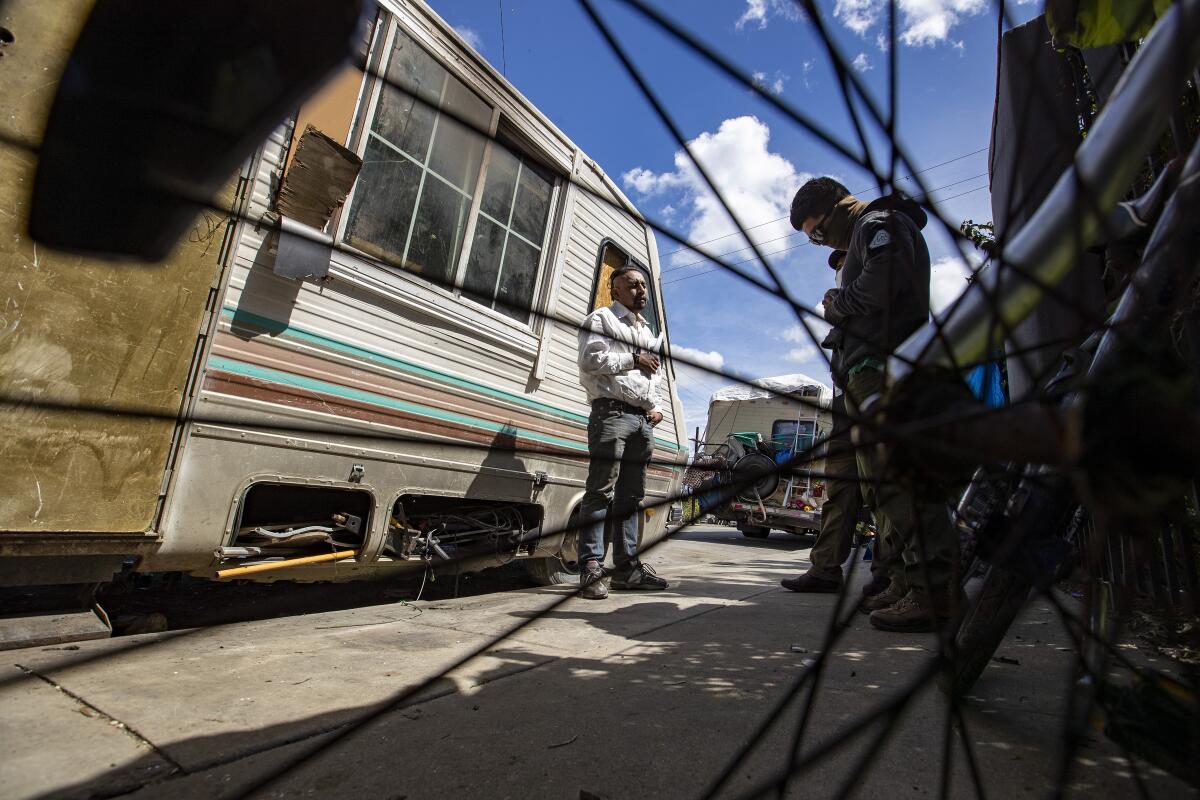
[14,663,188,775]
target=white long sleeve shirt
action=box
[577,301,664,414]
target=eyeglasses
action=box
[808,217,827,245]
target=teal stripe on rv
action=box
[216,306,682,451]
[208,356,591,452]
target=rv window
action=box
[342,26,558,325]
[462,140,555,323]
[343,28,491,286]
[771,419,815,452]
[590,243,660,336]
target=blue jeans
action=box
[578,404,653,568]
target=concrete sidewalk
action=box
[0,528,1186,799]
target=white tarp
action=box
[710,373,833,404]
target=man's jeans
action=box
[579,404,653,568]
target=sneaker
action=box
[611,561,669,591]
[780,571,841,593]
[868,588,963,632]
[580,560,608,600]
[858,581,905,614]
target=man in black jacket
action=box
[789,177,958,632]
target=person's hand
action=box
[648,410,664,426]
[821,288,843,322]
[635,351,660,375]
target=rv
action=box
[0,0,688,617]
[701,375,832,538]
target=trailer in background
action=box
[698,375,832,538]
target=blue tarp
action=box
[966,362,1007,407]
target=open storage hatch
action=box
[225,483,373,560]
[385,495,543,566]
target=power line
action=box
[498,0,507,75]
[657,146,989,257]
[662,170,990,281]
[936,183,990,203]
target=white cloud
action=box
[898,0,987,46]
[851,52,872,72]
[453,25,484,52]
[782,319,833,347]
[801,60,815,89]
[673,345,725,373]
[835,0,884,35]
[735,0,803,30]
[929,254,978,314]
[736,0,768,30]
[752,70,789,95]
[671,345,728,438]
[834,0,986,47]
[952,39,965,53]
[876,32,890,52]
[621,166,679,196]
[785,344,820,363]
[780,319,833,365]
[622,116,810,272]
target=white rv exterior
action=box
[0,0,687,587]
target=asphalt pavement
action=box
[1,526,1188,799]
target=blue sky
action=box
[436,0,1041,437]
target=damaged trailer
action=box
[697,375,832,538]
[0,0,687,640]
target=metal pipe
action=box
[889,0,1200,383]
[215,549,358,579]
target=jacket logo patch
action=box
[868,229,891,249]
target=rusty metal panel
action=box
[0,0,230,533]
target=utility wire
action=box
[663,177,991,286]
[498,0,508,75]
[661,169,990,275]
[657,145,989,257]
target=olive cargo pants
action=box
[844,367,957,591]
[806,431,891,581]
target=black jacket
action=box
[824,195,931,384]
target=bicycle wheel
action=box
[939,563,1033,697]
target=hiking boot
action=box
[868,588,963,632]
[580,560,608,600]
[781,571,841,593]
[611,561,669,591]
[858,581,905,614]
[861,574,890,598]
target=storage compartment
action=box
[228,483,373,558]
[386,495,542,564]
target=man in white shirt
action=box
[575,264,671,599]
